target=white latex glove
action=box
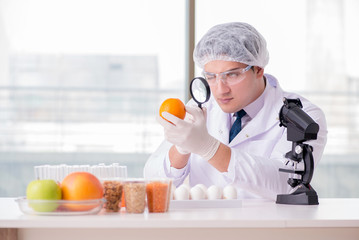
[157,106,220,161]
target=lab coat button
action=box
[246,134,249,138]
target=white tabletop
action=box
[1,197,359,229]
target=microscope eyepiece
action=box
[279,98,319,142]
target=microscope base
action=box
[276,185,319,205]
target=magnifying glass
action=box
[190,77,211,108]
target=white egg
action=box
[195,184,208,197]
[190,185,206,200]
[180,184,190,191]
[207,185,222,200]
[174,185,190,200]
[223,185,237,199]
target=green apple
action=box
[26,179,62,212]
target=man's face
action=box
[204,60,264,113]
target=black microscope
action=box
[276,98,320,205]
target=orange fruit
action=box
[61,172,104,211]
[159,98,186,123]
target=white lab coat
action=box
[144,74,327,200]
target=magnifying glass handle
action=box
[198,103,202,109]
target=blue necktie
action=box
[229,110,246,143]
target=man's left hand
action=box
[157,106,220,161]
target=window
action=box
[0,0,186,196]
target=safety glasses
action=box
[202,65,252,86]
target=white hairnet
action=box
[193,22,269,69]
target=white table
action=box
[1,198,359,240]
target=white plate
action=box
[169,199,242,209]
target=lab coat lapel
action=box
[209,105,231,144]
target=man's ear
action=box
[255,66,264,78]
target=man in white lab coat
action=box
[144,22,327,200]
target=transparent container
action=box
[102,179,123,212]
[34,164,127,183]
[146,178,171,213]
[123,178,146,213]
